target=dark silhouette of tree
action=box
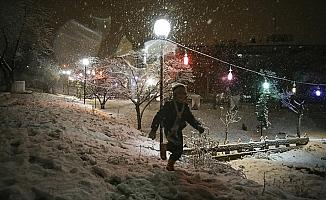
[280,91,305,138]
[0,0,54,91]
[255,93,270,136]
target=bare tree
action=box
[0,0,54,91]
[92,50,194,130]
[88,72,122,109]
[220,109,241,144]
[100,52,158,130]
[280,91,305,138]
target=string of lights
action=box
[165,38,326,87]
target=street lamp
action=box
[183,52,189,65]
[154,18,171,160]
[154,19,171,39]
[81,58,90,104]
[227,67,233,81]
[315,86,321,97]
[262,79,270,93]
[154,18,171,108]
[292,82,296,94]
[146,77,156,87]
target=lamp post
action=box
[81,58,90,104]
[154,18,171,160]
[154,18,171,108]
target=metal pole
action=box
[159,42,164,143]
[159,42,166,160]
[160,43,164,109]
[83,65,86,104]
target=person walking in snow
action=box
[148,84,205,171]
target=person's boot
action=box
[166,159,175,171]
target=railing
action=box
[183,137,309,161]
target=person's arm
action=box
[184,104,204,133]
[151,111,162,132]
[149,102,169,139]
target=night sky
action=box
[47,0,326,46]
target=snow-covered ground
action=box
[0,92,325,200]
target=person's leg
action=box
[166,132,183,171]
[167,142,183,161]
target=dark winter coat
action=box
[151,100,204,139]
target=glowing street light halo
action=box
[263,81,270,89]
[315,86,322,97]
[292,82,296,94]
[146,77,156,87]
[262,79,270,92]
[81,58,90,66]
[153,18,171,38]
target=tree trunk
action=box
[3,68,14,92]
[135,104,142,130]
[5,80,12,92]
[224,126,228,144]
[99,95,106,109]
[297,114,302,138]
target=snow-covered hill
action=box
[0,93,324,200]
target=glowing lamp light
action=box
[315,87,321,96]
[292,82,296,94]
[146,77,156,87]
[60,70,72,76]
[81,58,90,66]
[263,79,270,90]
[153,19,171,38]
[183,53,189,65]
[227,67,233,81]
